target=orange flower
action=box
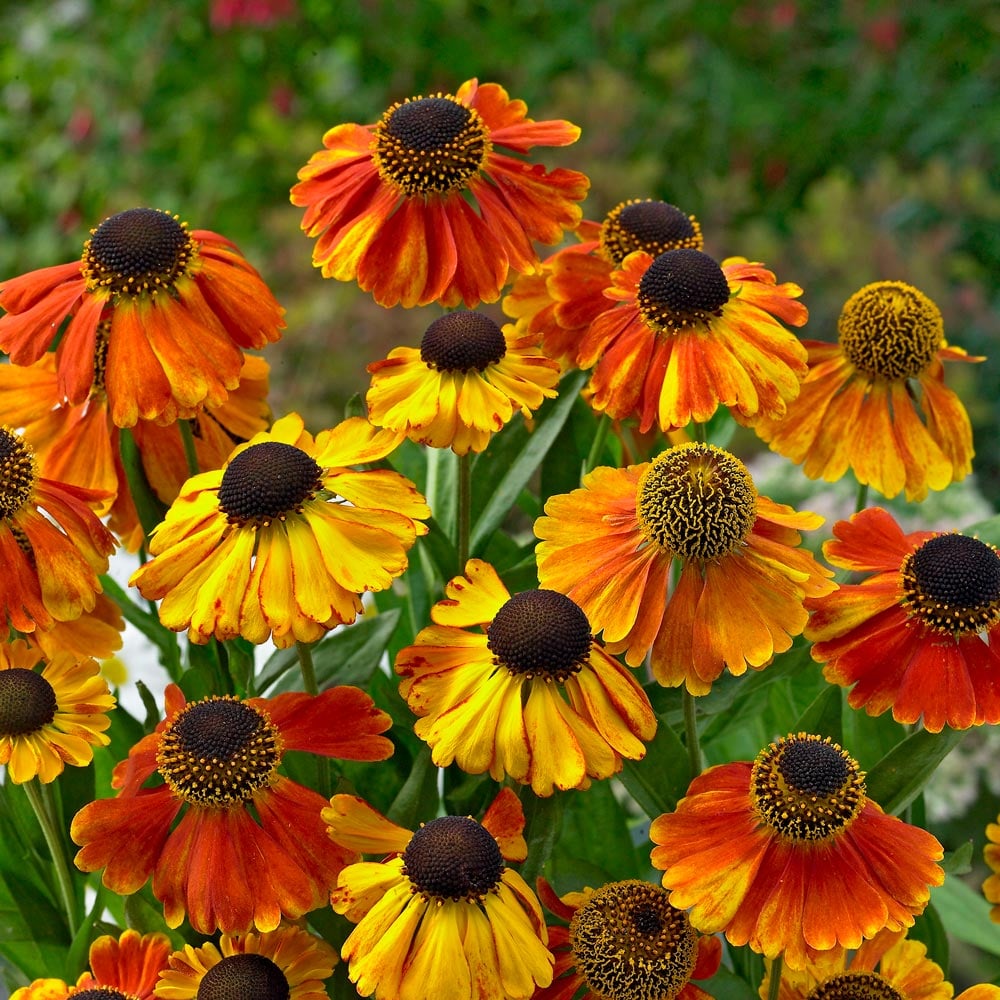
[291,79,589,308]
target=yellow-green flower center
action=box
[807,971,904,1000]
[0,426,38,522]
[420,311,507,372]
[157,697,283,806]
[81,208,196,299]
[373,94,491,196]
[73,989,140,1000]
[636,443,757,561]
[570,880,698,1000]
[637,249,730,333]
[900,533,1000,636]
[217,441,324,526]
[600,200,703,267]
[402,816,504,901]
[0,668,57,737]
[197,954,290,1000]
[837,280,943,381]
[488,589,593,682]
[751,734,866,843]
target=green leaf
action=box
[931,876,1000,957]
[99,574,181,681]
[520,791,565,889]
[387,746,439,830]
[910,900,950,973]
[794,684,843,743]
[619,717,691,819]
[866,728,965,816]
[118,426,168,541]
[942,839,974,875]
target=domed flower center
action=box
[837,281,943,381]
[81,208,196,299]
[217,441,324,526]
[420,312,507,372]
[373,94,491,196]
[636,249,730,333]
[636,443,757,561]
[73,990,139,1000]
[156,697,283,805]
[900,533,1000,636]
[402,815,504,901]
[0,426,38,522]
[751,734,866,843]
[0,668,57,737]
[600,200,704,267]
[570,880,698,1000]
[487,589,593,682]
[807,972,904,1000]
[196,953,290,1000]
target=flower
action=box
[755,280,983,501]
[155,924,335,1000]
[0,207,285,427]
[806,507,1000,732]
[11,928,171,1000]
[28,592,124,663]
[535,442,834,694]
[291,78,589,308]
[130,412,429,647]
[395,559,656,795]
[366,310,559,455]
[566,248,807,432]
[324,788,553,1000]
[650,733,945,969]
[984,813,1000,923]
[535,876,721,1000]
[0,640,114,783]
[71,682,393,934]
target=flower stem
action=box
[854,479,869,514]
[22,779,79,935]
[178,419,200,479]
[296,640,319,695]
[767,956,784,1000]
[683,688,703,778]
[583,412,611,477]
[457,451,472,571]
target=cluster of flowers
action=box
[0,77,998,1000]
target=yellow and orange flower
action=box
[984,813,1000,923]
[806,507,1000,732]
[130,413,429,647]
[535,442,834,695]
[71,682,393,934]
[650,733,944,970]
[0,208,284,427]
[324,788,552,1000]
[396,559,656,796]
[291,78,589,308]
[755,280,982,501]
[28,591,124,663]
[366,310,559,455]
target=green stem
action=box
[457,451,472,571]
[178,419,200,479]
[583,413,611,477]
[767,956,784,1000]
[296,640,319,695]
[693,420,708,444]
[854,479,870,514]
[682,689,703,778]
[23,779,78,934]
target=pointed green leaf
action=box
[866,728,965,816]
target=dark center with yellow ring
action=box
[900,533,1000,636]
[837,280,943,381]
[751,734,866,843]
[373,94,491,196]
[72,990,139,1000]
[81,208,196,298]
[570,880,698,1000]
[0,426,38,522]
[217,441,324,526]
[637,249,730,332]
[600,200,704,267]
[806,971,905,1000]
[420,312,507,372]
[487,589,592,682]
[156,697,283,806]
[403,815,504,900]
[636,444,757,561]
[0,668,57,737]
[196,953,290,1000]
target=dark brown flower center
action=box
[637,249,730,333]
[373,94,491,196]
[570,880,698,1000]
[196,953,290,1000]
[0,668,58,737]
[838,280,942,381]
[402,815,504,900]
[81,208,196,299]
[751,734,866,843]
[72,990,138,1000]
[420,312,507,372]
[636,444,757,561]
[807,972,904,1000]
[900,533,1000,636]
[156,697,283,806]
[0,426,38,521]
[487,589,592,682]
[217,441,324,525]
[600,200,704,267]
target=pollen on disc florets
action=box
[487,589,593,682]
[373,93,492,197]
[217,441,324,527]
[0,668,57,737]
[81,207,197,299]
[636,443,757,562]
[900,532,1000,636]
[751,733,866,843]
[71,989,140,1000]
[402,815,504,901]
[838,280,943,381]
[419,311,508,373]
[600,200,704,267]
[806,971,905,1000]
[637,248,731,333]
[156,696,283,806]
[0,425,38,522]
[197,953,291,1000]
[570,880,698,1000]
